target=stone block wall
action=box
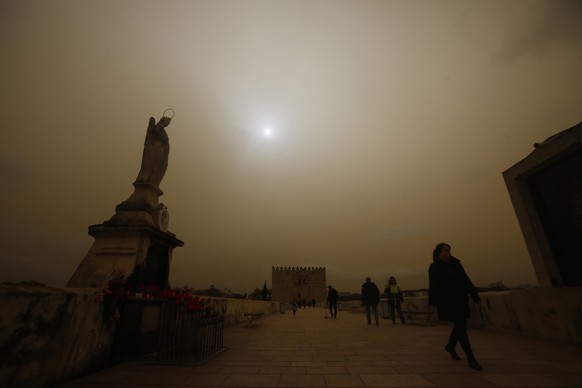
[0,285,116,387]
[197,296,280,326]
[0,286,277,387]
[469,287,582,345]
[349,287,582,345]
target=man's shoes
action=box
[444,344,461,360]
[467,355,483,371]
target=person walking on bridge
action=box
[361,277,380,325]
[385,276,406,324]
[429,242,483,371]
[327,285,339,318]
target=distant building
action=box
[271,266,327,303]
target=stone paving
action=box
[61,307,582,387]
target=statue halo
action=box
[162,108,175,119]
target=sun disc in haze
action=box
[263,127,272,136]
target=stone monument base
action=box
[67,114,182,290]
[67,222,183,289]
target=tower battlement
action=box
[271,266,327,304]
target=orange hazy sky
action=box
[1,0,581,293]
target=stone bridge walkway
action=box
[61,307,582,387]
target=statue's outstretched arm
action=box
[156,116,172,130]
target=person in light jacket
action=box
[385,276,406,324]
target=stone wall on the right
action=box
[469,287,582,345]
[398,287,582,345]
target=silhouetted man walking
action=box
[361,277,380,325]
[327,285,339,318]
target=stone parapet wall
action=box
[340,288,582,345]
[0,285,116,387]
[0,286,277,387]
[469,287,582,345]
[196,296,279,326]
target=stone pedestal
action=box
[67,182,183,289]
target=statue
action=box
[109,110,175,230]
[68,110,184,289]
[135,115,171,190]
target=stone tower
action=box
[271,266,327,304]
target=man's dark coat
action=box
[428,257,480,321]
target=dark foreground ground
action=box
[61,307,582,387]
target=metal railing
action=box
[156,302,226,364]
